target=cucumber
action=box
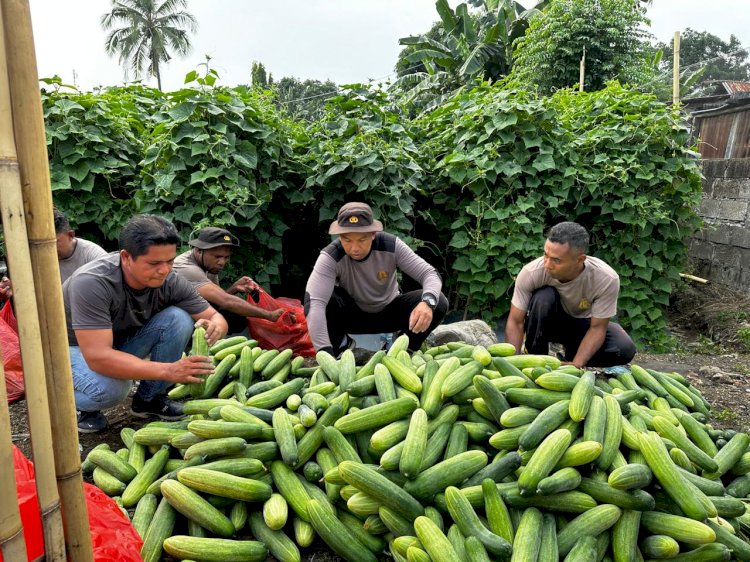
[608,463,653,490]
[248,512,300,562]
[131,493,158,539]
[261,348,294,379]
[577,477,655,511]
[536,467,581,495]
[160,479,235,537]
[569,371,595,422]
[481,478,513,543]
[121,445,170,507]
[176,467,273,503]
[246,378,306,409]
[640,535,680,559]
[640,511,715,544]
[443,486,512,557]
[338,461,424,522]
[140,496,177,562]
[413,516,460,562]
[556,504,622,555]
[518,429,572,496]
[403,451,488,501]
[518,399,571,450]
[638,431,715,520]
[307,500,378,562]
[334,397,417,434]
[509,505,543,562]
[88,448,137,483]
[273,407,299,466]
[611,509,641,562]
[163,536,267,562]
[401,408,429,479]
[201,354,237,398]
[563,536,598,562]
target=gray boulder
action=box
[427,319,498,348]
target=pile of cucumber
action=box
[81,331,750,562]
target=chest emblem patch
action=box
[377,270,389,281]
[578,298,591,310]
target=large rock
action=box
[427,319,498,348]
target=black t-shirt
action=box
[63,253,209,347]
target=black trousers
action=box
[325,287,449,355]
[524,287,636,367]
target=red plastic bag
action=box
[247,287,316,357]
[1,445,143,562]
[1,301,24,403]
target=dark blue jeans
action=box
[525,287,636,367]
[69,306,194,411]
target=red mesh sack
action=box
[247,287,315,357]
[1,301,24,403]
[1,445,143,562]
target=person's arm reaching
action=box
[76,329,214,383]
[196,282,283,322]
[505,304,526,354]
[226,276,260,295]
[569,317,609,369]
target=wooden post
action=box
[0,362,27,562]
[579,46,586,92]
[0,0,94,560]
[672,31,681,105]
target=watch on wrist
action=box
[421,294,437,310]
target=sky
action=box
[24,0,750,92]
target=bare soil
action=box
[8,281,750,561]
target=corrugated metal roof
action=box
[722,81,750,94]
[703,80,750,94]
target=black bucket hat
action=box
[189,227,240,249]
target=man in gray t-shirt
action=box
[0,209,107,302]
[64,214,228,433]
[305,202,448,356]
[55,208,108,283]
[505,221,635,368]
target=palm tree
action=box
[101,0,198,90]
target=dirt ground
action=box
[7,281,750,561]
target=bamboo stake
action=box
[672,31,681,105]
[579,46,586,92]
[0,1,92,560]
[0,84,66,562]
[0,131,66,560]
[0,360,27,562]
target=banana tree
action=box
[391,0,548,111]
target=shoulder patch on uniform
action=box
[372,232,396,253]
[323,240,347,262]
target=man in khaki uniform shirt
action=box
[505,221,635,368]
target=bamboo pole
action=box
[0,1,92,560]
[0,362,27,562]
[672,31,681,105]
[0,46,66,562]
[579,46,586,92]
[0,123,66,559]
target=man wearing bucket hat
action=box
[173,226,284,335]
[305,202,448,356]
